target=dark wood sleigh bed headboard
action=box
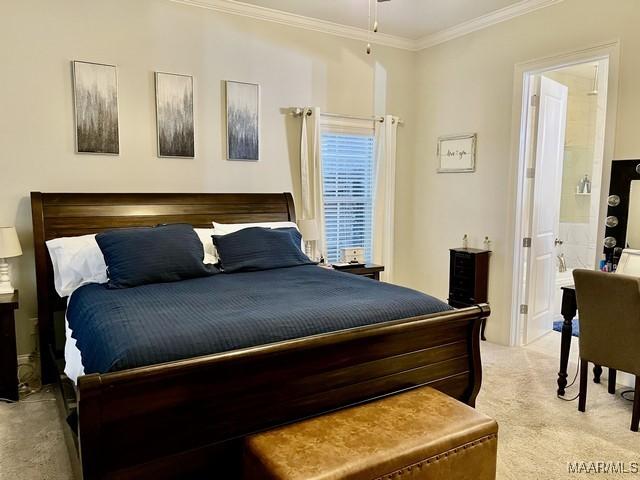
[30,192,295,383]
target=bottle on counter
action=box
[579,174,591,194]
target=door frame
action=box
[508,40,621,346]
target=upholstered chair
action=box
[573,269,640,431]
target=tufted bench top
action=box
[243,387,498,480]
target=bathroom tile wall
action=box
[558,222,597,269]
[545,71,598,223]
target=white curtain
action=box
[373,115,399,282]
[300,107,325,261]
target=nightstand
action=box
[333,264,385,281]
[0,290,19,401]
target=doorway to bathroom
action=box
[546,61,607,334]
[510,43,619,347]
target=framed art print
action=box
[72,61,119,155]
[155,72,195,158]
[225,81,259,161]
[437,133,477,173]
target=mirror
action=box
[604,160,640,257]
[627,180,640,248]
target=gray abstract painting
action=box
[73,61,119,155]
[226,81,259,161]
[155,72,194,158]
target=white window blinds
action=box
[321,126,375,263]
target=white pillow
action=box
[212,221,304,250]
[46,234,108,297]
[193,228,218,265]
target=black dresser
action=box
[448,248,491,340]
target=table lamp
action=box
[0,227,22,294]
[297,219,319,259]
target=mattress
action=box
[66,265,452,379]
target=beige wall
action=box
[5,0,640,354]
[1,0,415,354]
[397,0,640,344]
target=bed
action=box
[31,192,490,480]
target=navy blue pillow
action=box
[96,224,217,288]
[213,227,315,273]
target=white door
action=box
[524,76,568,344]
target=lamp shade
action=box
[0,227,22,258]
[297,219,319,242]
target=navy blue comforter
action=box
[67,265,452,374]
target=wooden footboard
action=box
[77,304,489,480]
[30,192,489,479]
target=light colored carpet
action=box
[1,342,638,479]
[0,387,73,480]
[478,342,639,479]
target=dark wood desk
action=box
[557,286,602,396]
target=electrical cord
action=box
[2,353,47,405]
[17,362,36,385]
[0,386,55,405]
[556,363,636,403]
[0,397,56,404]
[557,360,581,401]
[621,390,635,402]
[14,357,47,398]
[1,354,50,405]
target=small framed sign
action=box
[437,133,477,173]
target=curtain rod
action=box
[291,108,403,125]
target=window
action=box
[321,126,375,263]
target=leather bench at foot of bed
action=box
[243,387,498,480]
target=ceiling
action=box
[235,0,526,40]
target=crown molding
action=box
[415,0,565,50]
[170,0,415,51]
[170,0,564,52]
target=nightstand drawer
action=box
[454,263,474,277]
[449,289,474,302]
[454,254,472,266]
[452,276,473,290]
